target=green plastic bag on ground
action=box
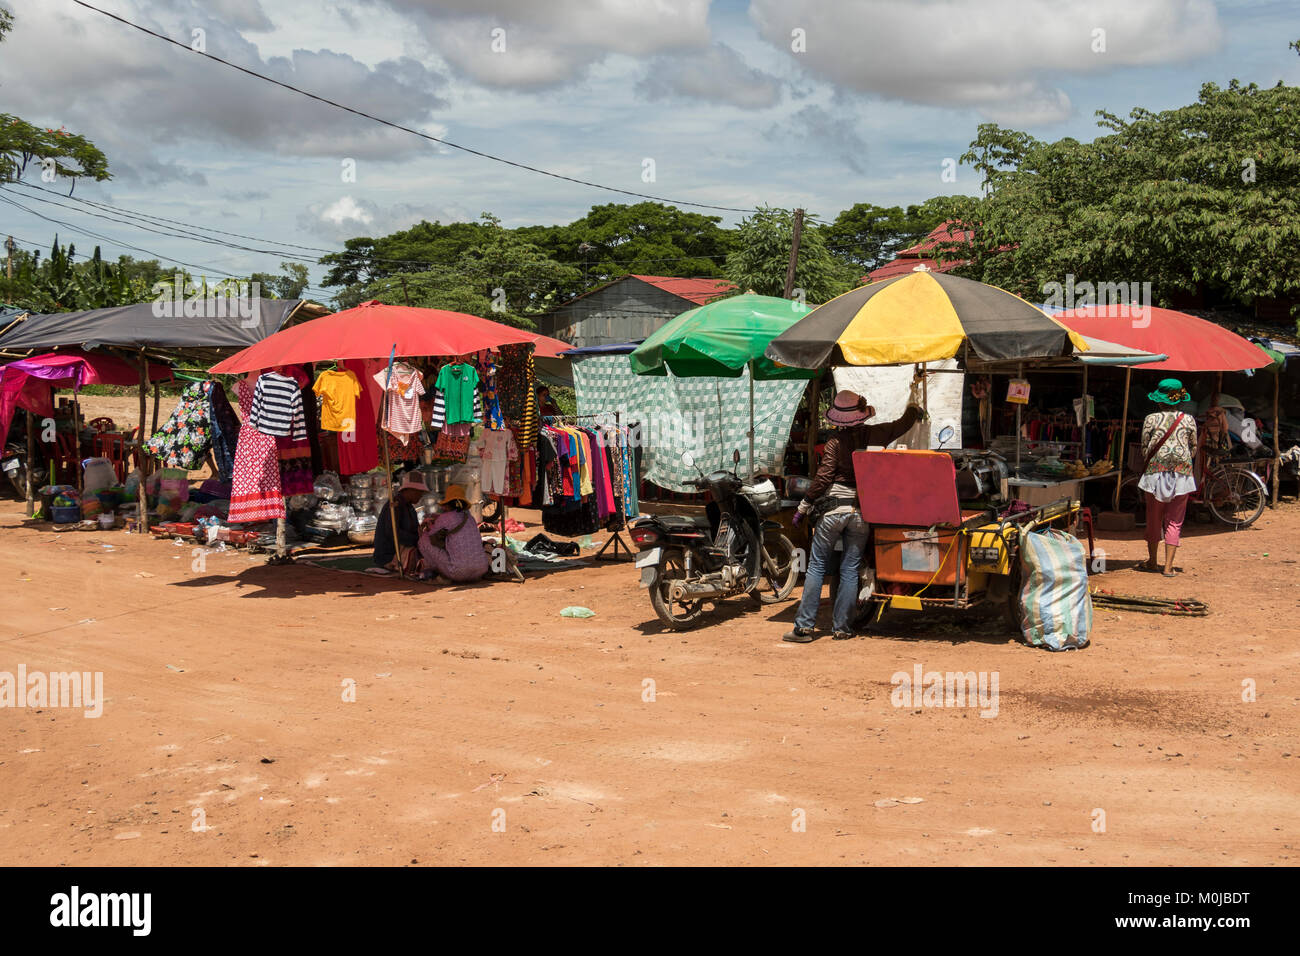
[560,606,596,618]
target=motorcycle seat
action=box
[656,514,710,532]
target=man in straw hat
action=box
[373,471,427,573]
[785,389,923,643]
[1137,378,1198,577]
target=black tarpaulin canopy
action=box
[0,297,307,354]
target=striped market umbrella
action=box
[765,270,1088,369]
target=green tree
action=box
[723,206,856,304]
[344,215,579,327]
[821,198,958,273]
[0,237,177,312]
[0,7,109,187]
[521,202,736,288]
[250,262,309,299]
[950,79,1300,313]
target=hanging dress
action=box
[227,376,285,523]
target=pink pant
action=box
[1145,492,1190,547]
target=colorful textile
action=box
[373,362,425,438]
[480,354,505,429]
[277,436,314,496]
[250,372,307,440]
[434,363,479,425]
[1141,410,1197,477]
[313,369,362,432]
[145,381,212,470]
[497,343,538,444]
[472,428,518,495]
[208,383,240,482]
[228,376,284,522]
[1015,529,1092,652]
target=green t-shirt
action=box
[436,363,480,425]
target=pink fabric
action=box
[1145,491,1189,547]
[418,510,490,582]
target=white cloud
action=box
[639,42,783,109]
[749,0,1223,124]
[319,196,375,227]
[370,0,713,87]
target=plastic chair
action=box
[93,431,131,482]
[88,417,116,434]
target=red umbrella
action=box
[1052,306,1271,372]
[209,300,564,374]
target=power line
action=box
[69,0,756,214]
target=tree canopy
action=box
[722,206,857,304]
[947,78,1300,313]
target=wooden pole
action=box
[151,382,161,434]
[805,374,821,473]
[24,409,34,516]
[137,350,149,533]
[1272,368,1281,506]
[1112,366,1132,511]
[782,208,804,299]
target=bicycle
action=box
[1117,457,1268,530]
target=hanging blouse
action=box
[372,362,425,439]
[434,363,480,425]
[250,372,307,441]
[145,381,214,470]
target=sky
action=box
[1,0,1298,299]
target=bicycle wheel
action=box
[1205,468,1267,529]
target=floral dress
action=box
[145,381,213,470]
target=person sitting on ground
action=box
[373,472,425,573]
[418,484,491,583]
[784,389,923,644]
[1138,379,1198,578]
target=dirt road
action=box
[1,500,1296,866]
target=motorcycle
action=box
[1,441,31,498]
[630,449,798,630]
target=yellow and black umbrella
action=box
[765,270,1088,369]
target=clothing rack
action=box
[542,413,635,561]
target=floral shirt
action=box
[1141,410,1197,477]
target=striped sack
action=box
[1016,529,1092,651]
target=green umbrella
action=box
[630,294,818,478]
[631,293,820,380]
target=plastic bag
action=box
[81,457,116,494]
[313,471,345,502]
[559,606,596,618]
[155,468,190,521]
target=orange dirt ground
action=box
[0,493,1296,866]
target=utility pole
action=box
[782,208,804,299]
[4,236,14,280]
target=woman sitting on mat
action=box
[418,484,491,584]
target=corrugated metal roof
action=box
[627,274,736,304]
[864,220,975,283]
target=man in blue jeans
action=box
[785,390,922,643]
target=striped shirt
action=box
[250,372,307,440]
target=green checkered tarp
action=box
[571,354,808,493]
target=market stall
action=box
[206,300,609,580]
[1051,305,1275,511]
[0,349,172,517]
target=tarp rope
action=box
[1090,588,1209,616]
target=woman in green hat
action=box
[1138,378,1198,577]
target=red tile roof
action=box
[629,274,736,304]
[864,220,973,284]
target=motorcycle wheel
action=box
[750,532,798,604]
[1205,468,1267,529]
[649,548,706,630]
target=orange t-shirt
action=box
[313,369,362,432]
